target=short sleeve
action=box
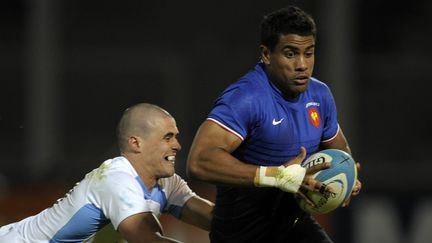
[208,84,258,140]
[159,174,196,219]
[321,85,339,141]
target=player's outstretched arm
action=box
[118,212,182,243]
[180,195,214,231]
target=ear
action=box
[127,136,141,153]
[260,45,271,65]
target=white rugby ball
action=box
[297,149,357,214]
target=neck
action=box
[268,78,299,101]
[264,66,299,101]
[122,153,157,191]
[137,170,157,192]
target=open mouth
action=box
[164,155,175,164]
[294,76,309,84]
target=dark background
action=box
[1,1,431,242]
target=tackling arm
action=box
[118,212,182,243]
[180,195,214,231]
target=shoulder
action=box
[158,174,195,197]
[89,157,141,194]
[220,78,263,102]
[306,77,335,99]
[210,78,263,125]
[207,63,269,132]
[99,157,135,179]
[219,63,269,100]
[213,74,268,116]
[158,174,189,189]
[308,77,331,92]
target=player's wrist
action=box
[254,166,278,187]
[254,164,306,193]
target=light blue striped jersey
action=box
[0,156,195,242]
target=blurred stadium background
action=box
[1,0,432,242]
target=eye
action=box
[163,132,179,142]
[304,47,315,57]
[284,50,295,58]
[305,51,314,58]
[163,134,173,141]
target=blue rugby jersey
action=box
[208,62,339,165]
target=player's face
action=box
[140,116,181,178]
[261,34,315,99]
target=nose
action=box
[173,139,181,152]
[295,55,308,71]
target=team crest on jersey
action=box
[308,107,321,128]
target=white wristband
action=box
[255,164,306,193]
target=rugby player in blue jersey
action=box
[0,103,214,243]
[187,5,361,243]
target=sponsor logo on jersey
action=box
[272,118,284,125]
[306,102,320,108]
[308,107,321,128]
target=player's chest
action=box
[255,103,324,142]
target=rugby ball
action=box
[297,149,357,214]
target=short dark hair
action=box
[260,5,317,51]
[116,103,172,153]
